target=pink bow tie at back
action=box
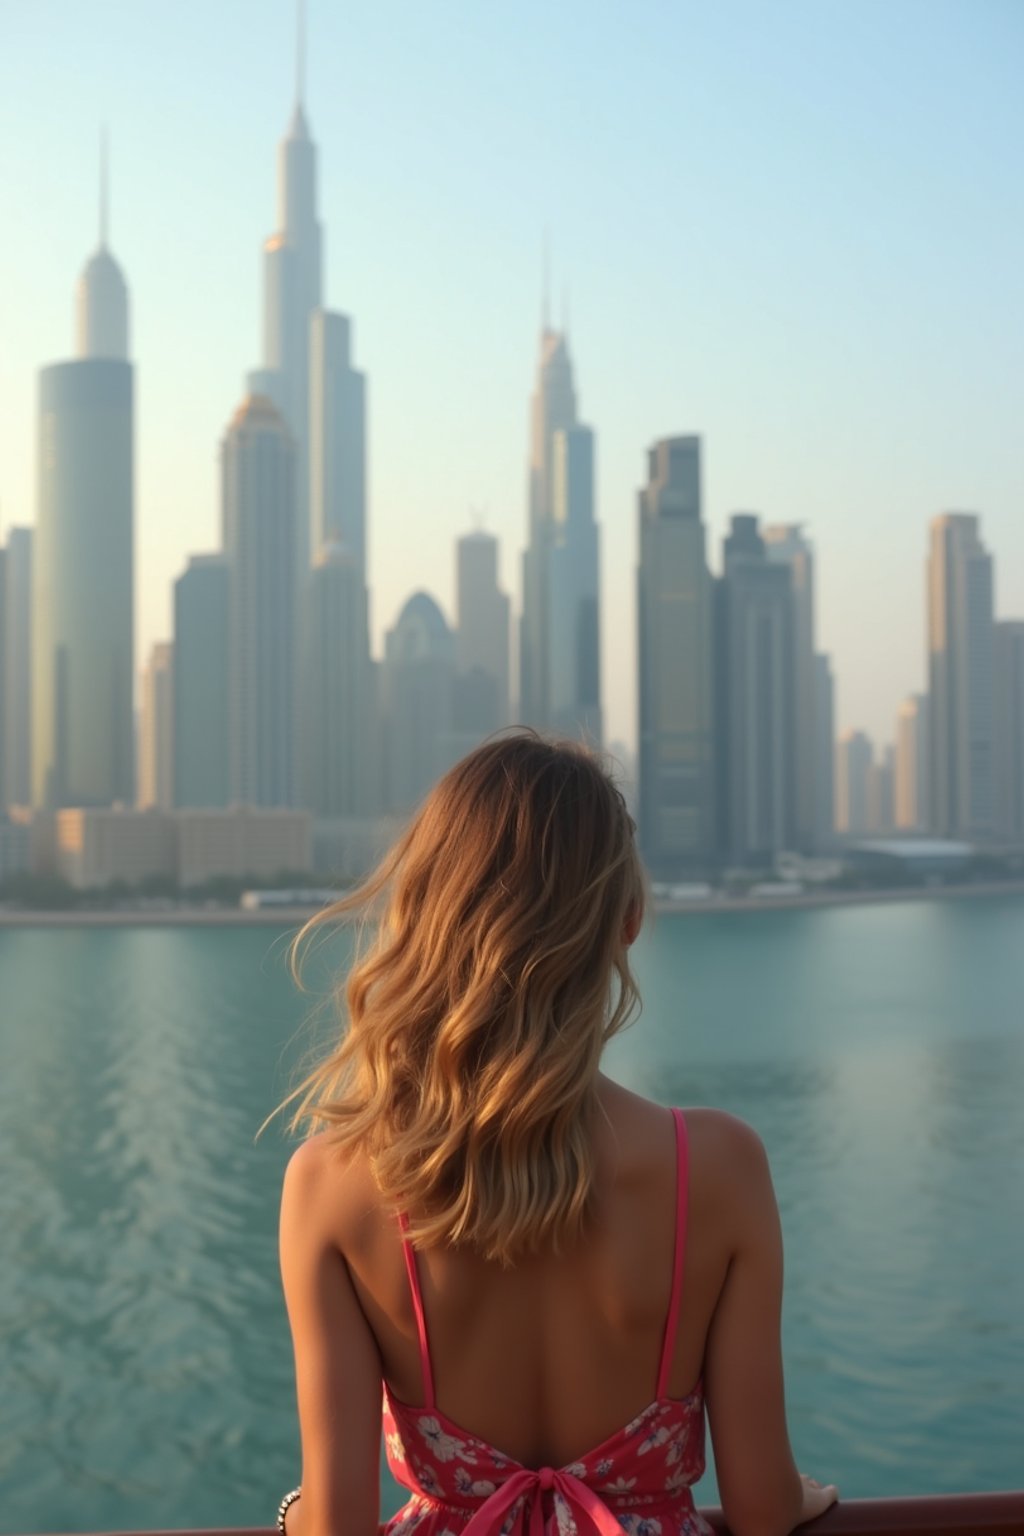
[459,1464,627,1536]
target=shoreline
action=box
[2,879,1024,927]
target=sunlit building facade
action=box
[895,694,929,832]
[138,641,174,812]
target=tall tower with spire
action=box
[518,272,600,742]
[248,0,323,581]
[75,130,130,360]
[33,143,134,807]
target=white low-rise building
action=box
[43,805,312,891]
[176,807,311,888]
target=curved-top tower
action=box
[33,147,134,809]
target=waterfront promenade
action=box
[3,879,1024,926]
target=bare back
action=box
[310,1078,736,1468]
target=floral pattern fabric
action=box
[380,1384,712,1536]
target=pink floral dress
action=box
[379,1108,712,1536]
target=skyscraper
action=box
[520,317,598,735]
[994,622,1024,844]
[138,642,174,812]
[0,545,6,811]
[865,744,896,835]
[299,543,373,817]
[813,653,835,848]
[456,530,510,735]
[173,554,230,809]
[382,593,456,814]
[835,730,873,836]
[309,311,367,580]
[637,437,716,873]
[763,524,816,850]
[32,167,133,809]
[716,515,796,865]
[2,528,33,809]
[222,395,296,807]
[248,17,322,581]
[549,425,601,744]
[895,694,929,832]
[927,514,994,839]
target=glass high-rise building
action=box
[716,515,796,865]
[994,622,1024,844]
[138,641,175,812]
[763,524,816,851]
[520,320,600,738]
[2,529,33,810]
[300,543,373,817]
[309,311,367,580]
[813,653,835,848]
[835,730,873,836]
[382,593,456,815]
[637,437,716,874]
[549,425,601,745]
[249,82,321,582]
[173,554,230,809]
[222,395,297,808]
[32,190,133,809]
[927,514,994,839]
[456,530,510,735]
[895,694,930,833]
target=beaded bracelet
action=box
[277,1486,301,1534]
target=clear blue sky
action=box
[2,0,1022,751]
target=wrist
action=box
[277,1486,301,1536]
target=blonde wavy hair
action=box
[281,732,646,1265]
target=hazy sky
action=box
[1,0,1022,752]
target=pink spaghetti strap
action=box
[397,1211,436,1410]
[655,1107,689,1399]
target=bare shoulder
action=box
[280,1132,381,1246]
[684,1107,769,1167]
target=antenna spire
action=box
[542,228,551,332]
[296,0,306,109]
[100,125,109,249]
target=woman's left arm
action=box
[279,1138,382,1536]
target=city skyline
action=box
[1,1,1022,752]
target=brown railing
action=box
[60,1494,1024,1536]
[701,1492,1024,1533]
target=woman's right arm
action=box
[703,1119,837,1536]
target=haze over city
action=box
[1,0,1022,753]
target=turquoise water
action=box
[1,898,1022,1531]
